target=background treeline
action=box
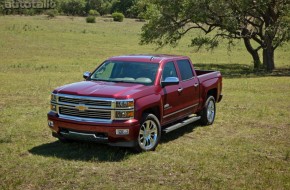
[0,0,148,18]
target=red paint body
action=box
[47,55,223,147]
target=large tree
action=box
[140,0,290,71]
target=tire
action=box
[135,113,161,152]
[198,96,216,126]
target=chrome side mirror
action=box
[161,77,179,87]
[83,71,91,79]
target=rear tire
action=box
[135,113,161,152]
[198,96,216,126]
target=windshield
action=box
[89,61,159,85]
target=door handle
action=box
[194,83,199,87]
[178,88,183,93]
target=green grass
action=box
[0,15,289,189]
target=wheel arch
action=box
[207,88,217,101]
[142,106,161,121]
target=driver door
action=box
[161,61,184,124]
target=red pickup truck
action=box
[47,54,222,151]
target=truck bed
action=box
[195,70,221,83]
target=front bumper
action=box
[47,112,140,147]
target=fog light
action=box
[50,104,57,112]
[48,120,54,127]
[116,129,129,135]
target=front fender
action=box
[135,94,162,121]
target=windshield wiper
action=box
[113,80,136,83]
[90,78,111,82]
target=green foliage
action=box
[191,37,219,51]
[86,15,96,23]
[99,0,117,15]
[88,9,100,16]
[140,0,290,71]
[23,9,36,16]
[84,0,115,15]
[46,10,58,18]
[112,12,124,22]
[0,0,145,17]
[128,0,156,20]
[111,0,134,17]
[61,0,86,16]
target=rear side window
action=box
[176,59,194,80]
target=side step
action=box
[162,115,201,133]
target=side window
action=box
[176,59,194,80]
[162,62,178,80]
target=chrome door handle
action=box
[194,83,199,87]
[178,88,183,93]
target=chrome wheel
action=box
[138,119,158,150]
[198,96,216,126]
[207,100,215,123]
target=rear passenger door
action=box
[176,59,200,114]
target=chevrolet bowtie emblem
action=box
[76,105,87,111]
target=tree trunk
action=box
[243,38,261,69]
[263,46,275,72]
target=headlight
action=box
[115,110,134,119]
[116,100,134,108]
[51,94,57,102]
[50,93,57,112]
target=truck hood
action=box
[53,81,156,99]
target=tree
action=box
[111,0,135,17]
[140,0,290,71]
[61,0,86,16]
[128,0,157,19]
[85,0,116,15]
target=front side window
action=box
[162,61,178,80]
[176,59,194,80]
[90,61,159,85]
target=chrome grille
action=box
[59,107,111,120]
[59,97,111,107]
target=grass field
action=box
[0,15,289,189]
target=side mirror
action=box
[161,77,179,87]
[83,71,91,79]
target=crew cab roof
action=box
[108,54,189,63]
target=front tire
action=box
[58,137,74,143]
[135,113,161,152]
[198,96,216,125]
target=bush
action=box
[86,15,96,23]
[112,12,124,22]
[88,9,100,16]
[46,10,57,18]
[22,9,33,16]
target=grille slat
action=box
[59,97,111,107]
[59,107,111,120]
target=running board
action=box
[163,115,201,133]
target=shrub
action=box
[86,15,96,23]
[88,9,100,16]
[22,9,36,16]
[112,12,124,22]
[46,10,56,18]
